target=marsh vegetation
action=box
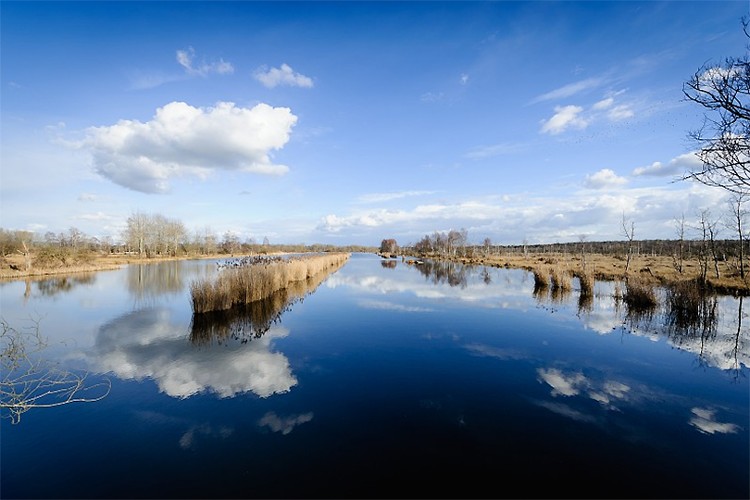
[189,253,350,314]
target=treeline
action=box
[0,211,375,270]
[399,232,748,261]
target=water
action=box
[1,253,747,499]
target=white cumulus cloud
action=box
[584,169,628,189]
[633,152,702,177]
[80,101,297,193]
[254,63,313,88]
[540,105,588,135]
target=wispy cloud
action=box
[465,142,526,160]
[176,46,234,76]
[316,182,726,246]
[77,193,99,202]
[420,91,444,103]
[531,77,604,103]
[357,190,436,203]
[254,63,313,88]
[129,47,233,90]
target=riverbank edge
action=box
[386,251,750,297]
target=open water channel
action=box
[0,252,747,498]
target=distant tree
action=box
[622,213,636,274]
[124,212,148,255]
[673,214,686,274]
[222,231,241,254]
[446,228,468,256]
[727,193,748,280]
[483,237,492,256]
[379,238,398,254]
[683,19,750,195]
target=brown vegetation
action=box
[443,251,748,296]
[190,253,350,314]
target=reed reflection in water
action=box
[190,261,345,346]
[408,258,747,374]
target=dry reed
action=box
[550,266,572,291]
[576,270,595,297]
[532,267,550,289]
[190,253,350,314]
[623,277,658,310]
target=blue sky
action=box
[1,1,747,246]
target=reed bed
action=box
[550,266,573,291]
[190,266,338,345]
[576,269,595,297]
[190,253,350,314]
[532,267,550,289]
[623,277,658,310]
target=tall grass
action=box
[190,266,337,345]
[550,266,572,291]
[190,253,350,314]
[623,277,658,310]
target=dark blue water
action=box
[1,253,747,499]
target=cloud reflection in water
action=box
[90,307,297,398]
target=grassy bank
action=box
[0,251,294,281]
[190,253,350,314]
[412,251,749,295]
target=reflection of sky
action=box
[89,307,296,398]
[537,367,631,409]
[330,258,748,372]
[535,365,745,436]
[689,407,741,435]
[258,411,314,435]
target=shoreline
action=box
[398,251,750,296]
[3,250,749,296]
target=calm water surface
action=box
[1,253,748,499]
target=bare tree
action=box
[483,237,492,256]
[1,317,110,424]
[673,213,686,274]
[124,212,148,256]
[683,19,750,195]
[727,193,748,280]
[622,213,636,274]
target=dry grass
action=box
[623,277,659,310]
[550,265,573,291]
[190,253,350,314]
[532,267,550,289]
[0,251,286,281]
[576,269,595,297]
[452,252,749,295]
[190,268,336,345]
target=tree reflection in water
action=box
[127,261,184,303]
[412,260,468,288]
[380,260,397,269]
[34,274,96,297]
